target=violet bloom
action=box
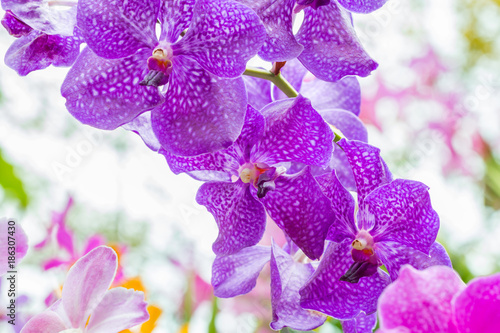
[62,0,266,156]
[238,0,377,81]
[378,265,500,333]
[212,241,327,330]
[1,0,82,75]
[299,139,450,319]
[0,217,28,276]
[21,246,149,333]
[162,96,335,260]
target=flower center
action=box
[340,230,381,283]
[238,162,281,198]
[140,43,174,87]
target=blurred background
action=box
[1,0,499,332]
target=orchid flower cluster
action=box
[1,0,498,332]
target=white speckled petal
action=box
[243,0,304,62]
[174,0,266,78]
[159,0,196,43]
[2,1,77,36]
[341,311,377,333]
[270,241,326,330]
[261,167,335,260]
[196,181,267,255]
[254,95,334,166]
[5,30,81,76]
[338,139,392,210]
[378,265,465,332]
[376,241,452,281]
[300,240,391,320]
[77,0,159,59]
[212,245,271,298]
[364,179,439,255]
[152,56,247,156]
[296,2,377,82]
[338,0,388,14]
[61,47,164,130]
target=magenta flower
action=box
[21,246,148,333]
[378,265,500,333]
[1,0,82,75]
[0,217,28,276]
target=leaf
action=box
[0,149,29,208]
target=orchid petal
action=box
[152,56,246,156]
[86,288,149,333]
[122,112,162,152]
[0,218,28,276]
[341,311,377,333]
[159,0,196,43]
[19,308,67,333]
[61,47,164,130]
[62,246,117,328]
[243,74,273,110]
[212,245,271,298]
[174,0,266,78]
[303,76,361,115]
[77,0,159,59]
[300,240,390,320]
[270,242,326,330]
[296,2,377,82]
[196,181,266,255]
[262,167,335,260]
[338,0,388,14]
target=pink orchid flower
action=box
[377,265,500,333]
[21,246,149,333]
[1,217,28,276]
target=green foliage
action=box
[0,149,29,209]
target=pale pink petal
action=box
[86,287,149,333]
[0,217,28,275]
[62,246,117,328]
[20,308,67,333]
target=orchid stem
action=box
[243,67,299,98]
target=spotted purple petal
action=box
[212,245,271,298]
[242,0,303,62]
[375,241,451,281]
[296,2,377,82]
[261,167,335,260]
[378,265,465,332]
[337,0,388,14]
[174,0,266,78]
[302,76,361,115]
[315,171,357,243]
[5,30,82,76]
[77,0,159,59]
[341,311,377,333]
[2,10,32,37]
[159,0,196,43]
[243,74,273,110]
[364,179,439,255]
[152,56,247,156]
[300,240,391,320]
[338,139,392,210]
[122,112,161,152]
[2,0,77,36]
[254,95,334,166]
[160,147,237,182]
[196,181,266,255]
[453,272,500,332]
[270,241,326,330]
[61,47,164,130]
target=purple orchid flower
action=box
[238,0,377,81]
[62,0,266,156]
[297,0,389,13]
[212,241,327,330]
[377,265,500,333]
[162,96,335,260]
[1,0,83,75]
[0,217,28,276]
[298,139,450,320]
[21,246,149,333]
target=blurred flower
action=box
[0,217,28,276]
[21,246,149,333]
[377,265,500,333]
